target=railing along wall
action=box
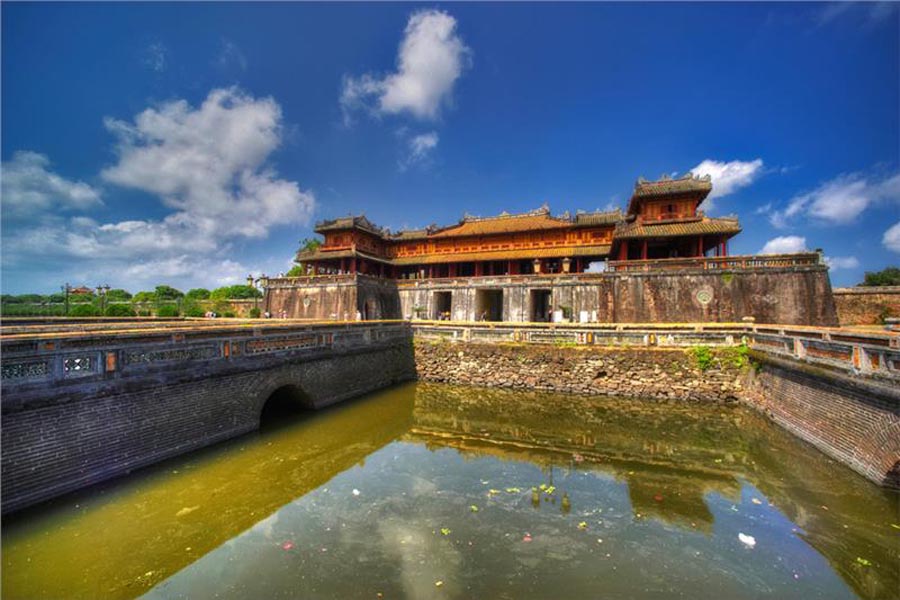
[411,321,900,380]
[0,321,411,389]
[607,252,823,273]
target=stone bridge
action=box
[0,320,415,514]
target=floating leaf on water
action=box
[440,528,451,536]
[751,498,762,505]
[469,505,479,512]
[522,533,533,542]
[578,521,588,530]
[505,487,521,493]
[175,505,199,517]
[539,484,548,491]
[488,489,501,496]
[890,524,900,530]
[738,533,756,548]
[653,494,664,502]
[435,580,444,587]
[352,489,361,496]
[856,557,872,566]
[545,486,556,495]
[281,541,294,551]
[596,538,603,544]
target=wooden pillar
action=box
[698,237,704,257]
[350,258,357,274]
[475,262,483,277]
[619,242,628,261]
[723,238,728,257]
[641,240,648,260]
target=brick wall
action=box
[1,342,415,514]
[742,355,899,488]
[833,286,900,325]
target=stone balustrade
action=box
[607,252,822,272]
[411,321,900,382]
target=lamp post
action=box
[61,283,71,316]
[96,284,110,314]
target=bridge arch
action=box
[257,382,315,428]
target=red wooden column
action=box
[697,237,704,257]
[475,262,483,277]
[350,258,357,274]
[641,240,648,260]
[618,242,628,261]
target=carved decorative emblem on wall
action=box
[1,360,49,380]
[63,355,95,377]
[123,346,219,365]
[695,288,714,306]
[303,296,311,309]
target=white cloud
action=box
[884,222,900,253]
[399,131,439,170]
[217,39,247,71]
[3,88,314,291]
[824,256,860,270]
[143,42,168,72]
[769,171,899,228]
[101,87,314,240]
[689,158,764,211]
[1,151,102,219]
[760,235,807,255]
[341,10,470,123]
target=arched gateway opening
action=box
[259,384,314,431]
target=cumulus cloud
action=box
[399,131,439,170]
[824,255,860,270]
[884,222,900,253]
[768,171,899,228]
[689,159,764,211]
[760,235,807,255]
[1,151,102,219]
[341,10,471,123]
[3,88,314,291]
[101,87,314,240]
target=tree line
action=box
[1,284,263,317]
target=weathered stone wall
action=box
[396,265,837,325]
[742,353,900,488]
[1,340,415,514]
[833,286,900,325]
[414,340,745,403]
[265,277,359,319]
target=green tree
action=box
[69,304,101,317]
[286,265,305,277]
[156,305,180,317]
[105,304,136,317]
[48,293,66,303]
[132,291,157,303]
[69,292,94,304]
[861,267,900,287]
[16,294,47,304]
[154,285,184,301]
[210,285,262,300]
[106,289,132,301]
[185,288,211,300]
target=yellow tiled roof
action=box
[614,217,741,240]
[391,244,611,265]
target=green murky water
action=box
[2,383,898,599]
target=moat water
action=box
[2,383,898,600]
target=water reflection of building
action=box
[405,384,899,600]
[404,383,746,533]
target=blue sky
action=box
[2,2,897,293]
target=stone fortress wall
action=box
[265,259,839,326]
